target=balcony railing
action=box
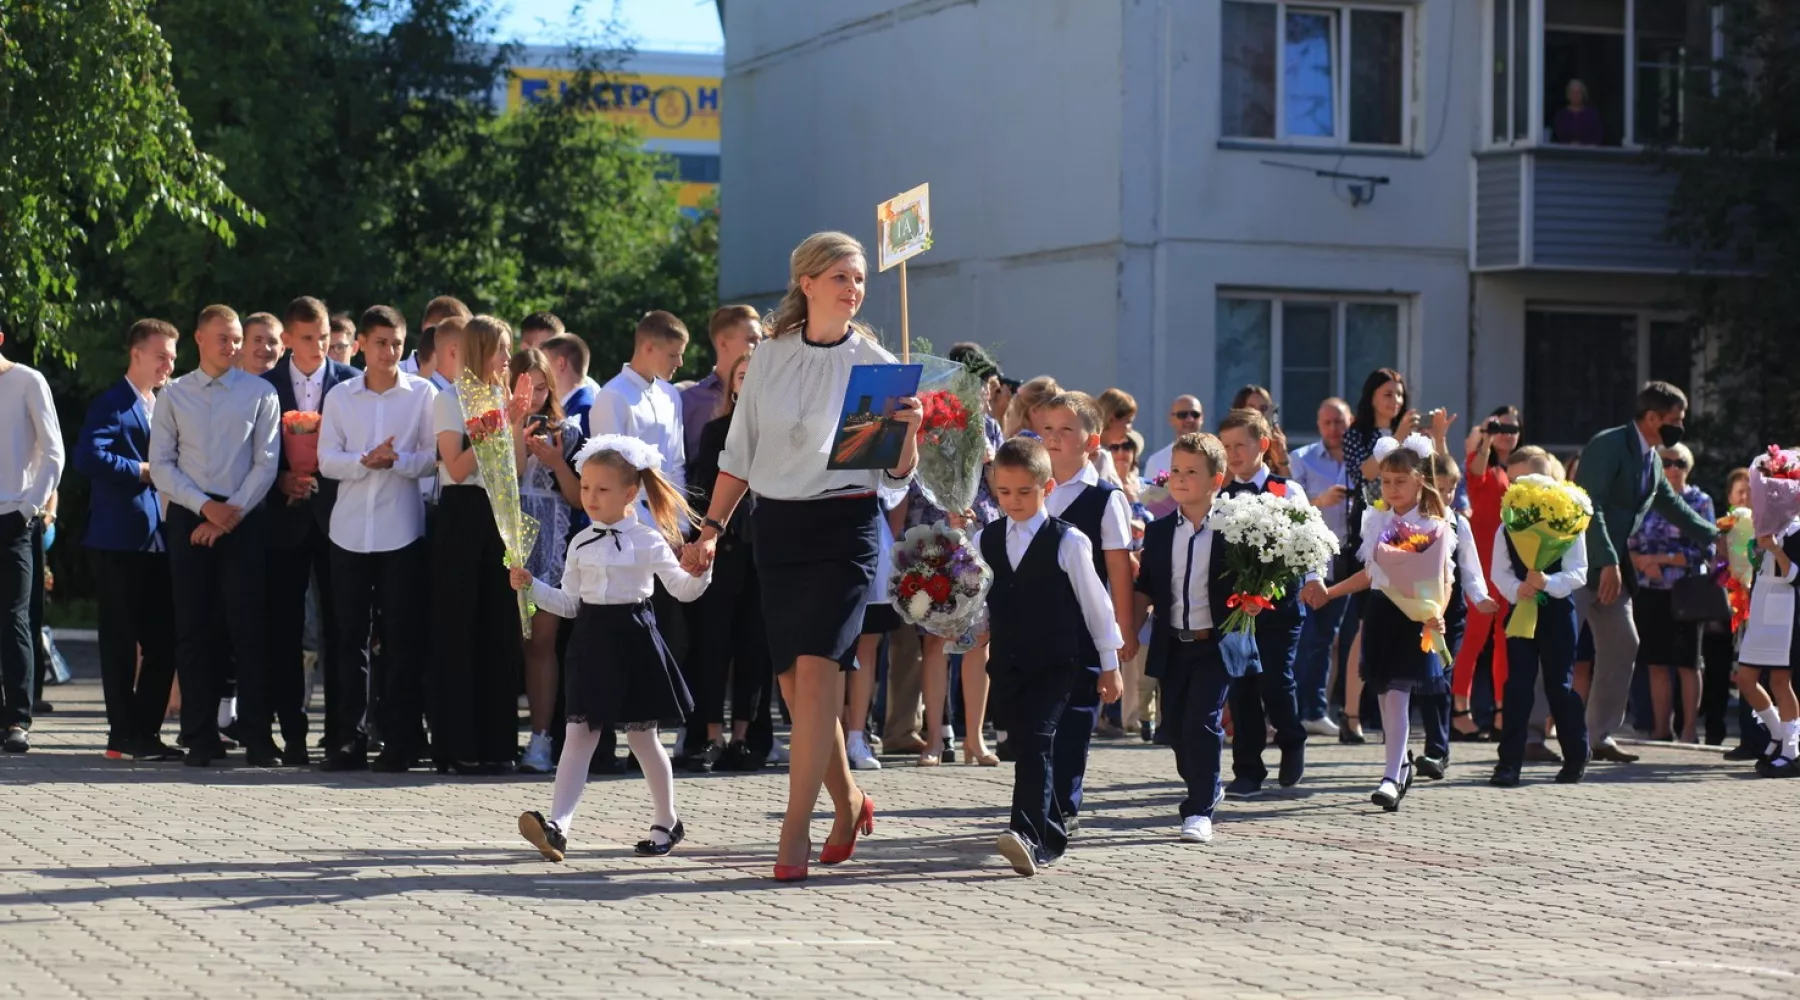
[1472,146,1700,274]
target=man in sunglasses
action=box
[1142,396,1205,484]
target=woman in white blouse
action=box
[684,231,921,881]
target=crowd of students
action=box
[0,228,1783,880]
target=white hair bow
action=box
[575,434,664,472]
[1370,433,1435,463]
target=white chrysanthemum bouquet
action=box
[1210,490,1340,636]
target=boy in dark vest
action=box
[1026,392,1136,834]
[1134,432,1260,843]
[1489,448,1591,786]
[1217,408,1321,795]
[977,436,1124,876]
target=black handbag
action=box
[1670,574,1731,623]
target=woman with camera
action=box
[1454,406,1522,738]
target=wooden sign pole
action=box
[899,259,910,363]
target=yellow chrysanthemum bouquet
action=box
[1500,474,1593,638]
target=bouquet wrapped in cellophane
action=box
[455,370,541,637]
[909,354,990,516]
[890,522,992,640]
[1370,517,1454,662]
[1210,490,1340,637]
[1716,507,1755,632]
[1749,446,1800,538]
[1500,474,1592,639]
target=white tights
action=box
[549,723,678,843]
[1379,690,1411,783]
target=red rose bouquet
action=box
[280,410,322,478]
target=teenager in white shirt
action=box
[317,306,440,772]
[0,325,65,751]
[592,311,690,498]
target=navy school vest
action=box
[981,518,1088,675]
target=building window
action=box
[1490,0,1717,148]
[1215,293,1406,435]
[1221,1,1412,147]
[1523,309,1696,447]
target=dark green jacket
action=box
[1574,423,1717,592]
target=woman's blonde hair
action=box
[1003,376,1061,437]
[463,315,513,386]
[581,449,697,550]
[765,231,875,341]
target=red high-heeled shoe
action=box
[818,793,875,866]
[772,863,809,882]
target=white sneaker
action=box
[996,831,1038,876]
[1303,717,1340,737]
[846,732,882,770]
[519,732,555,774]
[1180,816,1214,843]
[767,741,790,764]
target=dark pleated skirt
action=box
[563,600,693,729]
[1359,590,1448,695]
[752,494,880,673]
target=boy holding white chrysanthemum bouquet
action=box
[1489,446,1592,787]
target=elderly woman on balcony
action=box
[1553,79,1604,146]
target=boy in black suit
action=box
[1134,432,1260,842]
[1218,407,1321,795]
[976,436,1124,876]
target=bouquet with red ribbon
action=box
[1749,446,1800,537]
[1210,489,1340,637]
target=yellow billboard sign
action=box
[506,69,721,142]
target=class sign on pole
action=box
[506,68,721,143]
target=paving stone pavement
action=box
[5,649,1800,999]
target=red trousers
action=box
[1452,596,1509,701]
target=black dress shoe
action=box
[1554,757,1588,784]
[1224,776,1263,799]
[2,727,28,753]
[244,742,283,768]
[1723,743,1765,761]
[1140,720,1154,743]
[32,700,53,715]
[634,820,686,856]
[1489,767,1522,787]
[995,738,1017,762]
[370,753,413,773]
[281,742,311,767]
[130,738,184,762]
[185,744,224,767]
[686,740,723,773]
[320,749,368,772]
[718,741,757,772]
[1277,749,1305,788]
[1415,754,1448,780]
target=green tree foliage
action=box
[1664,0,1800,475]
[0,0,259,363]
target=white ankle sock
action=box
[1783,719,1800,760]
[217,697,235,728]
[1379,690,1411,782]
[1755,706,1782,741]
[549,722,604,833]
[625,727,678,843]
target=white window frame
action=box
[1522,304,1697,448]
[1222,0,1418,151]
[1217,290,1416,441]
[1480,0,1724,151]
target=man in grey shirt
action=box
[150,304,281,766]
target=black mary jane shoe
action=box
[519,811,567,862]
[635,821,686,857]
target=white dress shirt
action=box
[530,510,711,615]
[973,511,1125,671]
[149,366,280,515]
[318,373,439,553]
[433,389,486,489]
[0,364,64,519]
[592,365,686,493]
[1168,512,1216,632]
[1045,463,1132,551]
[1489,524,1590,603]
[289,360,327,413]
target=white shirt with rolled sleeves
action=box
[529,510,711,616]
[972,511,1125,671]
[317,373,439,553]
[149,366,280,515]
[1489,525,1588,603]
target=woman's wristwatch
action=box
[700,516,727,537]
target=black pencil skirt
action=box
[752,494,881,673]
